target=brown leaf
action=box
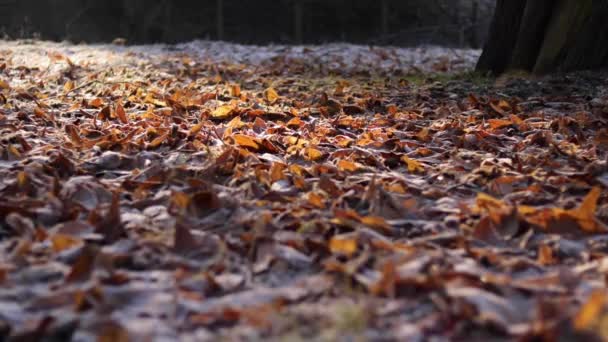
[94,193,125,243]
[66,245,98,283]
[115,103,128,124]
[230,84,241,97]
[65,124,82,145]
[174,219,200,253]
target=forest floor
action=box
[1,40,608,341]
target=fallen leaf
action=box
[51,234,83,253]
[230,84,241,97]
[233,134,260,150]
[264,87,279,104]
[305,147,324,161]
[115,103,128,123]
[337,159,360,172]
[574,290,607,330]
[329,236,357,256]
[401,156,425,173]
[63,80,74,93]
[212,104,236,119]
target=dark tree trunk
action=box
[475,0,527,74]
[508,0,555,71]
[477,0,608,74]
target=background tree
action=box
[477,0,608,74]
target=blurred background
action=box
[0,0,494,47]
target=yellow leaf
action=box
[144,94,167,107]
[289,164,306,177]
[227,116,245,129]
[401,156,424,173]
[0,79,10,90]
[211,105,235,119]
[329,236,357,256]
[233,134,260,150]
[189,121,205,136]
[63,80,74,93]
[337,159,360,172]
[305,147,324,161]
[264,87,279,104]
[51,234,83,253]
[476,192,507,212]
[574,290,607,330]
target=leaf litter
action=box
[0,40,608,340]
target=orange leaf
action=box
[337,159,360,172]
[233,134,260,150]
[189,121,205,136]
[34,107,50,120]
[360,216,392,233]
[230,84,241,97]
[329,236,357,256]
[149,133,168,148]
[115,103,128,124]
[51,234,83,253]
[307,192,325,209]
[89,98,104,108]
[564,187,606,233]
[0,79,10,90]
[270,163,286,182]
[487,118,512,129]
[575,290,607,330]
[305,147,324,161]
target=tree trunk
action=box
[477,0,608,74]
[508,0,555,71]
[475,0,527,74]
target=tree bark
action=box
[477,0,608,74]
[475,0,527,74]
[508,0,555,71]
